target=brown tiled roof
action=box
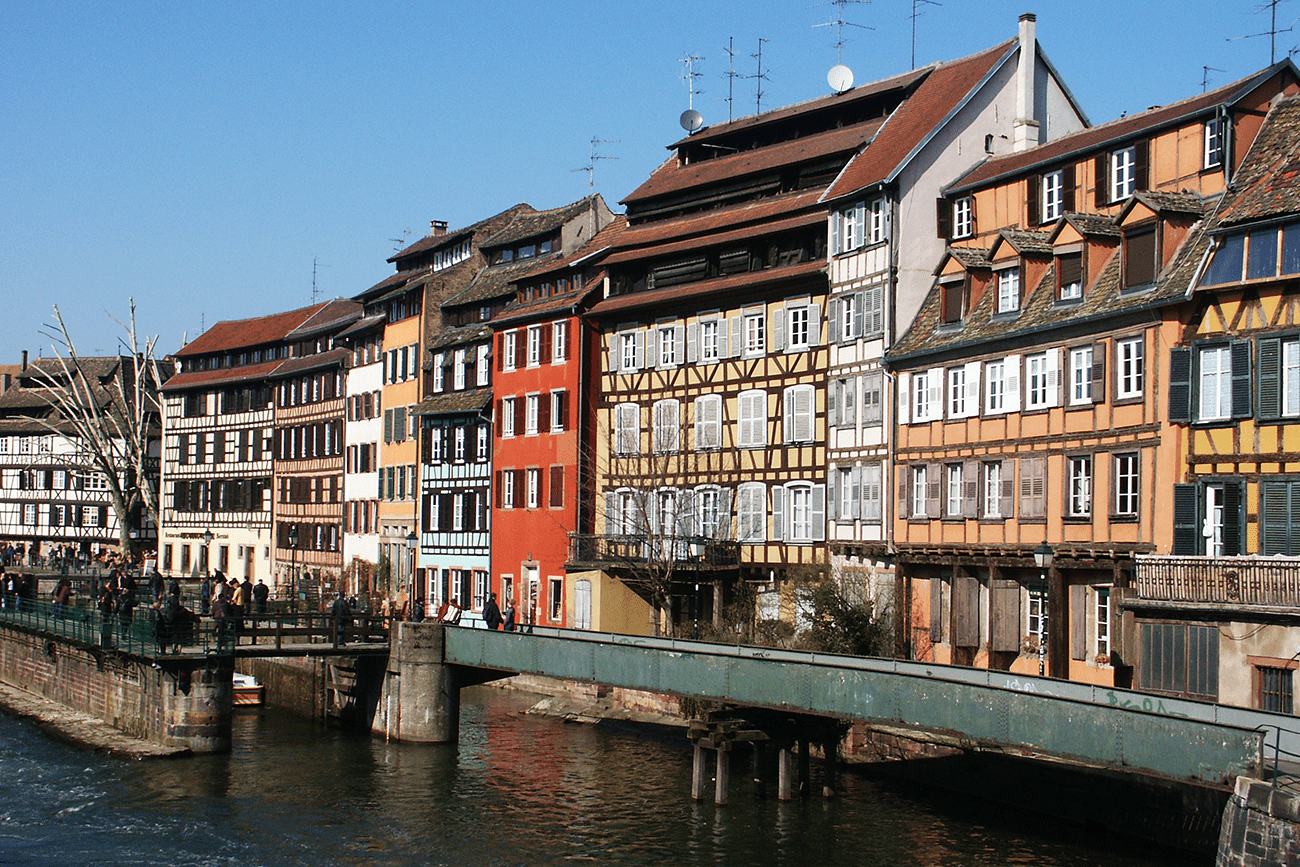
[939,246,992,273]
[414,388,492,417]
[441,259,538,309]
[388,204,536,263]
[286,299,362,338]
[160,360,283,393]
[587,259,826,319]
[353,270,410,302]
[1131,190,1207,216]
[604,212,824,266]
[995,228,1054,256]
[946,61,1295,194]
[337,313,387,339]
[823,40,1015,201]
[176,302,335,358]
[427,325,491,353]
[616,190,824,248]
[622,119,885,206]
[493,285,596,328]
[267,347,350,380]
[1217,95,1300,227]
[1060,212,1121,237]
[891,222,1211,363]
[483,196,602,248]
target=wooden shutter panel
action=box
[1231,340,1253,419]
[496,333,505,372]
[686,321,699,362]
[990,579,1021,652]
[929,576,944,641]
[557,391,568,431]
[1259,336,1282,421]
[828,379,839,429]
[771,485,785,541]
[850,465,861,520]
[1026,174,1041,226]
[1133,140,1149,191]
[953,576,979,647]
[1070,584,1087,660]
[936,197,952,240]
[1168,347,1193,423]
[1223,481,1243,556]
[828,467,840,520]
[1091,341,1106,403]
[828,299,842,344]
[1172,483,1199,555]
[962,460,978,519]
[538,394,550,433]
[515,332,526,369]
[898,469,910,520]
[513,398,524,435]
[811,486,826,541]
[1000,459,1015,519]
[540,326,552,364]
[1062,164,1076,213]
[926,462,942,519]
[1094,153,1109,207]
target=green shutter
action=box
[1231,340,1253,419]
[1172,484,1199,555]
[1169,347,1193,423]
[1259,337,1281,421]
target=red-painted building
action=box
[490,217,624,628]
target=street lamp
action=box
[689,536,706,640]
[287,523,299,611]
[406,531,419,618]
[1032,541,1054,677]
[202,528,213,575]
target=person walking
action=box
[236,577,253,633]
[252,579,269,618]
[97,581,115,648]
[483,592,503,630]
[52,578,71,619]
[198,575,211,616]
[330,591,352,646]
[503,598,517,632]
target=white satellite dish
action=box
[680,109,704,133]
[828,64,854,94]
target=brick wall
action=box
[1217,777,1300,867]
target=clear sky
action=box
[2,0,1292,359]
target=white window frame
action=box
[1117,336,1145,399]
[694,394,722,451]
[1285,339,1300,417]
[477,345,490,386]
[550,391,565,433]
[744,312,766,356]
[1111,146,1136,202]
[1204,117,1226,169]
[453,349,466,390]
[525,394,539,436]
[614,403,640,456]
[653,398,680,454]
[477,424,488,460]
[697,486,724,538]
[433,354,445,392]
[948,367,967,418]
[983,461,1001,518]
[986,360,1006,414]
[501,397,516,438]
[454,426,466,462]
[738,482,766,543]
[839,466,855,520]
[868,197,887,243]
[1096,588,1111,658]
[946,464,963,517]
[1025,352,1053,410]
[551,322,566,364]
[1198,345,1232,421]
[787,484,814,542]
[783,384,815,443]
[996,267,1020,313]
[1068,455,1093,518]
[700,319,720,362]
[1042,170,1064,222]
[1114,452,1139,516]
[527,468,540,509]
[737,390,767,449]
[1070,347,1093,405]
[527,325,542,367]
[787,305,810,349]
[953,197,973,239]
[503,332,518,372]
[911,466,927,518]
[658,324,677,367]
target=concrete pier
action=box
[373,621,459,744]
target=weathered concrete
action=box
[1217,777,1300,867]
[0,681,188,758]
[372,622,459,743]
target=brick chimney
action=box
[1012,13,1041,152]
[430,220,448,237]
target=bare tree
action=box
[31,300,167,559]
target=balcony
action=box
[567,534,741,571]
[1134,555,1300,610]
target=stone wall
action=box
[0,625,231,752]
[1217,776,1300,867]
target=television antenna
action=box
[680,52,706,133]
[389,229,412,252]
[909,0,941,70]
[721,37,741,122]
[1202,65,1226,92]
[813,0,871,92]
[746,38,771,114]
[1227,0,1297,64]
[572,136,619,191]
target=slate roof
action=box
[946,60,1298,194]
[413,387,493,418]
[1216,94,1300,227]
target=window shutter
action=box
[828,299,842,344]
[1059,165,1075,214]
[962,460,978,519]
[609,334,620,373]
[926,462,942,519]
[1094,153,1109,207]
[1027,174,1041,226]
[1000,459,1015,519]
[897,373,910,424]
[383,409,393,443]
[990,580,1021,652]
[515,332,526,369]
[1223,481,1243,556]
[827,379,839,429]
[557,392,568,430]
[936,197,952,240]
[604,491,618,534]
[686,322,699,362]
[1045,349,1061,408]
[1259,336,1281,421]
[646,328,659,367]
[898,471,910,520]
[845,378,857,425]
[855,291,868,336]
[1133,140,1149,191]
[927,367,943,418]
[1231,340,1253,419]
[953,576,979,648]
[850,465,862,519]
[828,467,840,520]
[771,485,785,541]
[540,326,552,363]
[831,210,842,253]
[729,315,742,357]
[811,485,826,541]
[929,576,944,640]
[1003,355,1021,413]
[1070,584,1087,660]
[1169,347,1193,422]
[1172,483,1199,555]
[513,398,524,435]
[1091,341,1106,403]
[773,308,786,352]
[538,394,551,432]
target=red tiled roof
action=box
[175,302,335,358]
[354,270,410,302]
[160,359,283,392]
[603,212,825,266]
[947,62,1293,194]
[622,119,885,205]
[587,259,826,318]
[616,190,825,249]
[268,347,350,380]
[1217,95,1300,227]
[824,40,1015,202]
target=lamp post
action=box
[1032,541,1054,677]
[287,523,299,611]
[405,531,419,618]
[202,528,213,576]
[689,536,706,640]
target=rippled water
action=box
[0,687,1193,867]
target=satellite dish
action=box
[828,64,854,94]
[680,109,704,133]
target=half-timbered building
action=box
[339,311,384,598]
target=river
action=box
[0,686,1194,866]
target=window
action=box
[434,354,446,392]
[1198,345,1232,421]
[1260,336,1300,419]
[786,485,814,541]
[787,306,810,349]
[1095,588,1111,659]
[1067,455,1092,518]
[503,332,518,372]
[501,397,516,437]
[783,385,814,443]
[1041,170,1064,222]
[1248,226,1278,280]
[1028,586,1047,649]
[527,469,540,509]
[550,391,566,433]
[525,394,539,436]
[454,426,466,462]
[526,326,541,366]
[614,403,640,455]
[945,464,964,518]
[1123,228,1157,289]
[1117,337,1144,399]
[477,345,490,386]
[911,465,928,518]
[831,378,855,428]
[453,493,465,531]
[837,466,856,520]
[697,486,726,537]
[868,198,887,243]
[737,390,766,448]
[619,329,641,371]
[700,320,720,361]
[1204,117,1226,169]
[1070,347,1093,405]
[832,201,866,253]
[985,360,1006,414]
[982,461,1002,519]
[840,294,858,338]
[1114,452,1139,517]
[1025,352,1055,410]
[1057,251,1082,300]
[948,367,967,418]
[1174,481,1243,556]
[862,463,882,522]
[1259,666,1294,714]
[552,322,567,363]
[861,371,883,425]
[500,470,516,509]
[996,267,1020,313]
[653,399,680,453]
[1110,145,1137,201]
[694,395,721,450]
[1140,622,1218,701]
[549,577,563,622]
[657,324,678,367]
[744,312,765,356]
[1019,455,1046,520]
[911,369,942,423]
[953,197,974,239]
[738,483,766,543]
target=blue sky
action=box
[2,0,1292,358]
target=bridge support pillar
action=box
[778,747,794,801]
[715,745,730,806]
[375,621,458,744]
[691,742,707,801]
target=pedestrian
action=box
[149,570,165,604]
[237,576,253,632]
[503,598,517,632]
[330,591,351,646]
[483,592,503,630]
[252,579,269,617]
[118,585,136,641]
[97,581,115,648]
[198,574,211,616]
[52,578,71,619]
[167,575,181,601]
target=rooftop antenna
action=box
[571,136,619,192]
[1227,0,1297,64]
[909,0,941,70]
[813,0,871,92]
[680,52,706,133]
[311,256,329,304]
[389,229,412,252]
[746,38,771,114]
[721,37,741,122]
[1202,65,1226,92]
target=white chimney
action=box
[1012,13,1040,152]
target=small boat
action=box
[232,673,265,707]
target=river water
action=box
[0,686,1194,867]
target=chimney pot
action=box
[430,220,448,236]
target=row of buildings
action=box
[8,14,1300,715]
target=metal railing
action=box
[1135,555,1300,606]
[567,534,741,568]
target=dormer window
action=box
[953,197,974,239]
[940,276,968,324]
[1204,117,1227,170]
[996,265,1020,313]
[1041,170,1065,222]
[1100,142,1147,205]
[1057,250,1083,300]
[1123,226,1157,290]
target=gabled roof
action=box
[611,189,824,252]
[946,60,1299,194]
[286,298,362,339]
[482,196,603,248]
[175,301,339,358]
[991,227,1054,257]
[427,325,491,354]
[353,270,410,303]
[440,259,535,310]
[388,204,536,264]
[160,359,283,393]
[1123,190,1208,219]
[822,39,1017,202]
[1057,212,1122,238]
[935,246,992,275]
[1216,94,1300,227]
[413,387,492,418]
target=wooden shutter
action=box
[1061,164,1076,213]
[962,460,978,519]
[925,462,942,519]
[686,321,699,362]
[496,333,505,372]
[1133,140,1149,191]
[1172,483,1199,555]
[1231,340,1253,419]
[1168,347,1192,423]
[556,391,568,431]
[538,394,550,432]
[990,579,1021,652]
[828,467,840,520]
[936,197,952,240]
[513,398,524,436]
[514,331,526,369]
[1091,341,1106,403]
[929,576,944,641]
[850,465,861,520]
[1223,481,1243,556]
[953,576,979,648]
[540,325,552,363]
[1094,153,1109,207]
[550,467,564,508]
[999,459,1015,519]
[811,485,826,541]
[898,469,910,520]
[1070,584,1087,660]
[771,485,785,541]
[1026,174,1041,226]
[1259,336,1282,421]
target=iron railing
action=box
[1134,555,1300,607]
[567,534,741,569]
